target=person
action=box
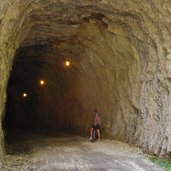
[89,110,101,141]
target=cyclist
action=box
[89,110,101,142]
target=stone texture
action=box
[0,0,171,165]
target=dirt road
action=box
[2,131,163,171]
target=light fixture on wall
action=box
[22,93,27,98]
[40,80,45,85]
[65,60,70,67]
[64,41,71,68]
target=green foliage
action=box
[150,156,171,171]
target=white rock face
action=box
[0,0,171,161]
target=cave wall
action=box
[6,22,141,138]
[0,0,171,160]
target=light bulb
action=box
[65,61,70,66]
[40,80,45,85]
[23,93,27,97]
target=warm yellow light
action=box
[65,61,70,66]
[40,80,45,85]
[23,93,27,97]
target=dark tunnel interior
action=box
[3,13,141,145]
[0,0,171,159]
[4,44,88,134]
[3,21,142,141]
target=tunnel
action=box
[4,19,141,138]
[0,0,171,165]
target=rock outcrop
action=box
[0,0,171,162]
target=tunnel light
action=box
[22,93,27,98]
[40,80,45,85]
[65,60,70,67]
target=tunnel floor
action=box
[2,130,163,171]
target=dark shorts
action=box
[92,124,100,130]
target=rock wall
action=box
[0,0,171,161]
[6,22,141,139]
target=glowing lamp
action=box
[65,61,70,66]
[40,80,45,85]
[23,93,27,97]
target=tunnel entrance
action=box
[3,20,141,146]
[0,0,170,162]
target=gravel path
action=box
[2,131,164,171]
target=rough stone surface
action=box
[0,0,171,166]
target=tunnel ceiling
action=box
[1,0,170,48]
[0,0,171,157]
